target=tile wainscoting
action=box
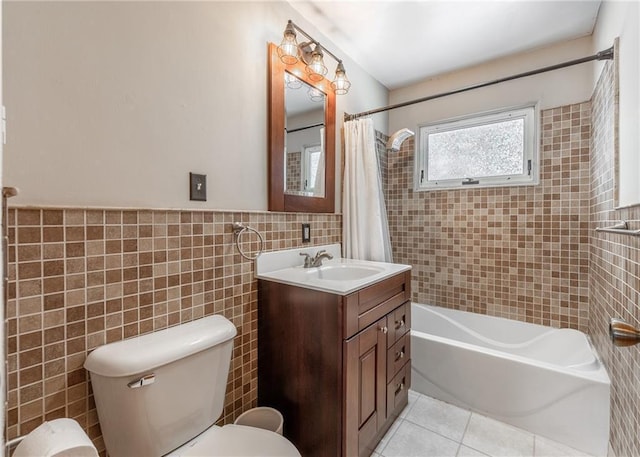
[5,207,341,453]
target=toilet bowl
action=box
[166,424,298,456]
[84,315,300,457]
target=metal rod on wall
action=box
[286,122,324,134]
[344,46,614,122]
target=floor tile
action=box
[374,418,402,454]
[399,389,420,419]
[404,395,471,442]
[381,420,459,457]
[462,413,534,457]
[534,436,592,457]
[457,445,491,457]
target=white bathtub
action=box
[411,303,610,456]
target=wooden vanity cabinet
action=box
[258,270,411,457]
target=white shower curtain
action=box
[343,118,393,262]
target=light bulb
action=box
[305,44,328,82]
[278,21,299,65]
[331,61,351,95]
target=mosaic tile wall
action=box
[5,208,341,454]
[376,130,390,212]
[589,60,640,457]
[286,151,302,192]
[385,102,592,331]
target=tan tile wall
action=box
[589,60,640,457]
[286,151,302,192]
[5,208,341,454]
[385,102,591,330]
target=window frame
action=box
[302,143,322,192]
[414,103,540,191]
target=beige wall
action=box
[388,36,594,134]
[592,0,639,208]
[3,1,388,211]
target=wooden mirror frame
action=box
[268,42,336,213]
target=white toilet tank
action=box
[84,315,237,457]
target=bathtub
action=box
[411,303,610,456]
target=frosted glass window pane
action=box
[427,119,524,180]
[306,150,321,189]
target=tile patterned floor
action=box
[374,390,600,457]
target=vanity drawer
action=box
[387,302,411,348]
[344,270,411,339]
[386,361,410,419]
[387,332,410,379]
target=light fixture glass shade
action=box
[306,44,328,82]
[285,72,302,90]
[331,61,351,95]
[308,87,324,102]
[278,22,299,65]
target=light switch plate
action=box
[189,173,207,201]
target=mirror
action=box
[285,74,325,197]
[268,42,335,212]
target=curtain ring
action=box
[232,222,265,261]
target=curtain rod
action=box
[344,46,614,122]
[286,122,324,134]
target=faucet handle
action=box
[299,252,312,268]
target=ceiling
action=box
[288,1,602,90]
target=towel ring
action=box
[232,222,265,261]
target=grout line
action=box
[460,410,472,445]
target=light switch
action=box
[302,223,311,243]
[189,173,207,201]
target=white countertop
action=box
[255,244,411,295]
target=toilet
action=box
[83,315,300,457]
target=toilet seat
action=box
[166,424,301,457]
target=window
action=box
[302,144,322,192]
[415,104,539,191]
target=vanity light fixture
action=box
[277,21,299,65]
[305,43,328,82]
[331,61,351,95]
[277,19,351,95]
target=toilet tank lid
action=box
[84,315,237,377]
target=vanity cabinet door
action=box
[344,317,387,457]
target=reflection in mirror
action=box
[284,72,326,197]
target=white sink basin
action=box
[255,244,411,295]
[305,264,385,281]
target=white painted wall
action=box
[593,0,639,208]
[388,36,594,135]
[3,1,388,211]
[287,108,323,154]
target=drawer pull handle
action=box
[380,326,388,334]
[395,350,405,361]
[395,381,405,396]
[395,319,405,330]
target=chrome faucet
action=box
[299,249,334,268]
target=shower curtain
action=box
[343,118,393,262]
